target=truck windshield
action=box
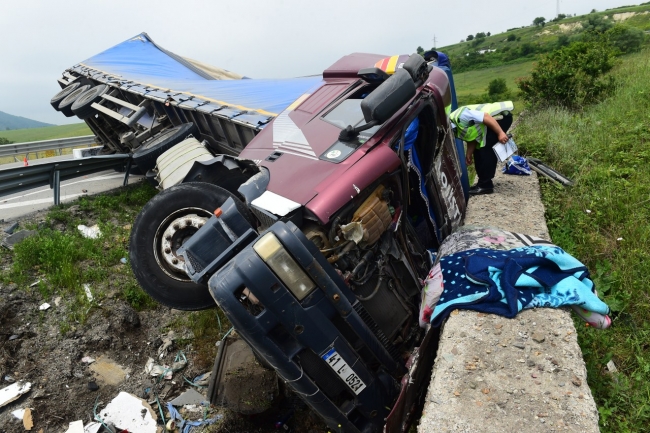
[322,99,366,129]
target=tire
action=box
[129,182,253,310]
[71,84,109,119]
[50,82,80,110]
[132,123,198,172]
[58,85,91,117]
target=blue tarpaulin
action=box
[76,33,322,116]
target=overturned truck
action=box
[53,35,469,432]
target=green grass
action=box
[0,123,92,143]
[454,61,533,97]
[427,3,650,75]
[0,182,159,328]
[515,50,650,432]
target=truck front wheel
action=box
[129,182,252,310]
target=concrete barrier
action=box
[418,169,600,433]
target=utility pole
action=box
[432,34,437,49]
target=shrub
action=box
[507,33,516,42]
[606,24,645,54]
[487,78,509,100]
[0,137,13,145]
[583,15,614,34]
[517,39,617,109]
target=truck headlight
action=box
[253,233,316,300]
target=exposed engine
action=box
[305,182,428,356]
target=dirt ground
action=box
[0,208,327,433]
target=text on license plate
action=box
[322,348,367,394]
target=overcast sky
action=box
[0,0,639,125]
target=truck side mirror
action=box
[402,53,428,83]
[360,69,416,124]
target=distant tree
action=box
[606,24,645,53]
[487,32,491,37]
[507,33,517,42]
[467,34,474,41]
[475,32,487,39]
[0,137,13,145]
[460,39,465,43]
[417,46,424,54]
[487,78,508,99]
[591,9,597,13]
[533,17,546,27]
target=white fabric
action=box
[450,108,485,129]
[459,108,485,124]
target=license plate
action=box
[322,348,367,394]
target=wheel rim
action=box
[61,86,90,106]
[76,86,103,105]
[53,83,79,100]
[153,207,211,282]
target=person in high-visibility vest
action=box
[450,101,514,195]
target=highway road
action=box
[0,169,144,221]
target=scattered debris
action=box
[166,402,222,433]
[9,334,19,341]
[54,297,62,306]
[82,422,101,433]
[606,360,618,373]
[63,420,84,433]
[0,381,32,408]
[144,356,186,380]
[29,280,41,288]
[4,375,16,383]
[12,408,26,419]
[23,408,34,430]
[81,356,96,365]
[38,303,51,311]
[87,381,99,391]
[192,372,211,387]
[158,331,175,358]
[97,392,158,433]
[83,284,93,302]
[120,258,127,264]
[3,230,37,248]
[3,222,19,234]
[77,224,101,239]
[170,388,208,406]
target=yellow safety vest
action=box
[450,101,514,148]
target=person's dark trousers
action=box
[474,114,513,189]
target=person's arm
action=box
[466,141,477,165]
[482,113,509,144]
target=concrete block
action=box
[418,170,599,432]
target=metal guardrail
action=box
[0,154,132,205]
[0,135,97,159]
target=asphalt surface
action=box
[0,167,144,221]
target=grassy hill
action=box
[513,50,650,433]
[429,2,650,74]
[0,110,53,131]
[0,123,92,143]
